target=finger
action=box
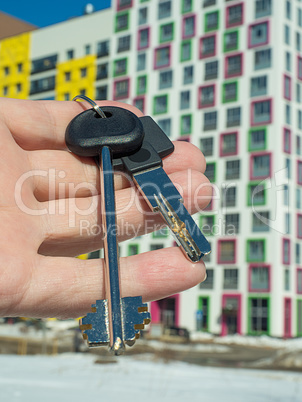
[38,170,212,256]
[0,98,143,151]
[28,141,206,201]
[3,248,206,318]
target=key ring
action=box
[72,95,107,119]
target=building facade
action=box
[1,0,302,338]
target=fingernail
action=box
[201,272,207,283]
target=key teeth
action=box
[79,299,110,346]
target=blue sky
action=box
[0,0,111,27]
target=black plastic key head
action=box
[65,106,144,158]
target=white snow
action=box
[0,353,301,402]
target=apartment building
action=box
[0,0,302,338]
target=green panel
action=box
[198,296,210,332]
[247,181,267,206]
[113,58,128,77]
[153,94,169,115]
[159,22,175,44]
[128,244,139,256]
[204,10,220,32]
[115,11,130,33]
[180,113,193,135]
[205,162,216,183]
[136,75,147,95]
[199,215,216,237]
[246,239,266,262]
[182,0,193,14]
[180,40,192,62]
[248,127,267,152]
[223,29,239,53]
[222,80,238,103]
[152,227,169,238]
[297,299,302,337]
[247,296,271,335]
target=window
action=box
[286,0,291,19]
[150,244,164,251]
[249,265,270,292]
[298,161,302,185]
[220,132,238,156]
[160,22,174,43]
[117,0,132,10]
[203,111,217,131]
[199,269,214,289]
[4,66,10,75]
[298,56,302,81]
[97,40,109,57]
[137,53,146,71]
[222,81,237,103]
[30,76,55,95]
[116,12,129,32]
[222,185,237,208]
[183,65,194,84]
[96,63,108,80]
[283,238,291,264]
[157,118,171,137]
[224,30,239,52]
[17,63,23,73]
[114,58,127,76]
[255,48,271,70]
[16,83,22,93]
[226,3,243,28]
[158,1,171,19]
[203,0,216,7]
[297,84,301,103]
[249,128,266,151]
[137,75,147,95]
[299,8,302,27]
[205,162,216,182]
[200,137,214,156]
[154,45,171,69]
[3,86,8,96]
[250,153,271,179]
[198,84,215,108]
[118,35,131,52]
[285,25,290,45]
[225,213,240,234]
[183,15,195,39]
[180,114,192,135]
[64,71,71,82]
[113,78,129,100]
[138,28,149,50]
[96,85,107,100]
[297,214,302,239]
[80,67,87,78]
[218,239,236,264]
[133,97,145,114]
[297,33,301,52]
[250,76,267,97]
[284,128,291,153]
[226,107,241,127]
[298,300,302,335]
[128,244,139,256]
[153,227,169,238]
[284,75,291,100]
[182,0,193,13]
[255,0,272,19]
[31,55,57,75]
[138,7,148,25]
[205,11,219,32]
[249,297,269,334]
[251,99,272,125]
[223,269,238,290]
[286,52,291,72]
[180,90,190,110]
[204,60,218,80]
[159,70,173,89]
[247,239,265,262]
[180,40,192,62]
[284,268,290,291]
[66,49,74,60]
[225,53,243,78]
[200,215,215,236]
[298,269,302,294]
[248,182,266,206]
[154,94,168,114]
[225,160,240,180]
[252,211,270,232]
[200,34,216,58]
[249,21,269,48]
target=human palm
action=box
[0,98,210,319]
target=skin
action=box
[0,98,212,319]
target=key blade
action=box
[133,167,211,262]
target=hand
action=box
[0,98,211,319]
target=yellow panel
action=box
[0,32,31,99]
[56,54,96,101]
[77,254,89,260]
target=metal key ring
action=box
[72,95,107,119]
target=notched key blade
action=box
[121,296,151,345]
[80,299,110,347]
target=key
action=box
[66,104,151,354]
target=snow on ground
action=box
[0,353,301,402]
